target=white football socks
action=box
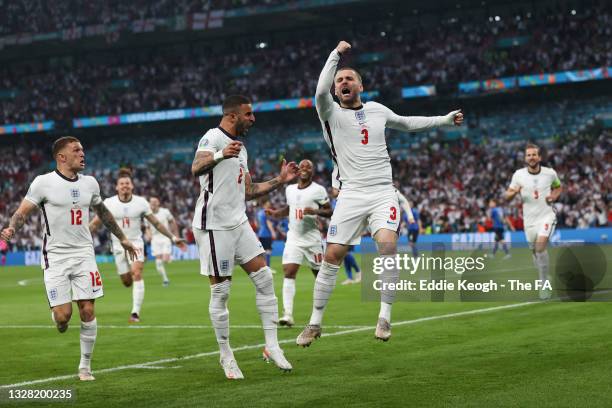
[379,254,400,322]
[79,318,97,371]
[534,250,550,282]
[155,259,169,282]
[309,261,339,326]
[209,280,232,359]
[282,278,296,316]
[131,279,145,315]
[249,267,279,350]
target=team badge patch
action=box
[48,288,58,301]
[329,225,337,236]
[355,110,366,124]
[70,188,80,202]
[199,138,209,148]
[220,260,230,272]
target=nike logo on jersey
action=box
[93,288,101,293]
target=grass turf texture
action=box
[0,249,611,407]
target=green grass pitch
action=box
[1,249,611,407]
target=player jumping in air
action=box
[191,95,299,379]
[266,159,333,327]
[1,136,139,381]
[297,41,463,346]
[90,169,187,322]
[505,143,561,299]
[145,197,181,286]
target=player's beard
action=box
[236,119,251,136]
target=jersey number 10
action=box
[295,208,304,220]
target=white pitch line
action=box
[0,301,536,389]
[0,324,369,330]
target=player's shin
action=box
[309,261,340,325]
[131,279,145,316]
[282,278,296,317]
[379,254,400,322]
[249,267,280,349]
[155,258,169,282]
[79,318,97,371]
[209,280,232,358]
[534,250,550,282]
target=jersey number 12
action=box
[70,209,82,225]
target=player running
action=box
[90,169,187,322]
[145,197,181,286]
[297,41,463,346]
[488,199,515,259]
[505,143,561,299]
[266,159,332,327]
[0,136,139,381]
[191,95,299,379]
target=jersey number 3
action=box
[70,209,82,225]
[361,129,369,145]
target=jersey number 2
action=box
[70,209,82,225]
[361,129,369,145]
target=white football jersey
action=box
[192,127,249,231]
[509,166,561,226]
[148,207,174,240]
[286,182,329,245]
[24,170,102,266]
[103,194,152,248]
[316,50,452,192]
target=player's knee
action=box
[283,266,298,279]
[121,273,133,287]
[79,307,95,322]
[53,310,71,325]
[324,245,346,265]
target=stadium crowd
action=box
[1,126,609,252]
[1,4,611,124]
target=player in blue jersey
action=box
[406,207,422,258]
[489,199,515,259]
[257,199,277,273]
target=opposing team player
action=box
[297,41,463,346]
[266,159,332,327]
[191,95,299,379]
[488,199,514,259]
[90,169,186,322]
[0,136,139,381]
[145,197,181,286]
[505,143,561,299]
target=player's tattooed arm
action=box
[192,141,242,177]
[266,206,289,218]
[1,199,37,241]
[91,202,126,240]
[303,202,333,218]
[245,160,299,200]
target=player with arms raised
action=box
[90,169,187,322]
[0,136,138,381]
[191,95,299,379]
[505,143,561,299]
[297,41,464,346]
[145,197,181,286]
[266,159,333,327]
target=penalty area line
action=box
[0,301,536,389]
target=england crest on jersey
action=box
[355,110,366,124]
[70,188,80,203]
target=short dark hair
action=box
[52,136,80,159]
[222,95,251,114]
[525,143,540,154]
[117,167,133,180]
[336,66,362,83]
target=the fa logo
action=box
[355,110,366,124]
[329,225,337,236]
[70,188,80,203]
[220,260,229,272]
[199,138,209,148]
[49,288,58,301]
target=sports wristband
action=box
[213,151,224,163]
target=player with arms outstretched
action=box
[191,95,299,379]
[145,197,181,286]
[505,143,561,299]
[266,159,333,327]
[0,136,139,381]
[90,169,187,322]
[297,41,463,346]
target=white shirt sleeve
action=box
[509,171,521,190]
[314,185,330,206]
[316,50,341,121]
[551,169,561,188]
[142,198,153,217]
[166,209,175,222]
[24,176,44,207]
[89,177,103,206]
[196,131,223,153]
[382,104,449,132]
[396,190,414,222]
